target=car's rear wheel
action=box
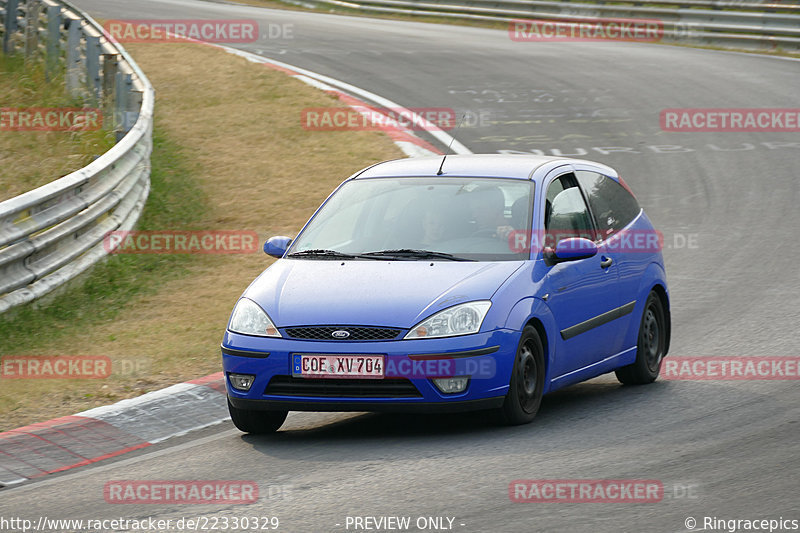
[228,399,287,434]
[498,325,545,425]
[615,291,666,385]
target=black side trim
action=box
[228,396,505,413]
[221,346,270,358]
[408,345,501,360]
[560,300,636,340]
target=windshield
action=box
[289,177,534,261]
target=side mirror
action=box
[263,236,292,258]
[548,237,597,263]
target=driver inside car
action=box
[467,186,514,241]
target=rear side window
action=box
[576,171,641,239]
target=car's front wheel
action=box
[499,325,545,425]
[615,291,667,385]
[228,399,287,434]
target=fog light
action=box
[432,376,469,394]
[228,373,255,392]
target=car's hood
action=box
[243,259,524,328]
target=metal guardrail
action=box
[296,0,800,50]
[0,0,154,314]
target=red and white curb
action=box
[0,373,228,487]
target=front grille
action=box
[264,376,422,398]
[283,326,402,341]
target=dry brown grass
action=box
[0,41,402,430]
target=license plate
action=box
[292,354,384,379]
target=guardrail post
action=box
[24,0,40,59]
[102,52,119,129]
[45,2,60,80]
[84,32,100,103]
[65,15,80,96]
[114,70,131,141]
[3,0,19,54]
[129,89,142,123]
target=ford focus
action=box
[222,154,670,433]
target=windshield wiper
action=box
[361,249,473,261]
[287,248,473,261]
[286,249,357,259]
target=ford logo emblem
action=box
[331,330,350,339]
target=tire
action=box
[615,291,666,385]
[228,399,287,434]
[498,325,545,425]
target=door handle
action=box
[600,257,613,268]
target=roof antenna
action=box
[437,113,466,176]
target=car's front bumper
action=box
[222,329,519,412]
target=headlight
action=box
[228,298,281,337]
[405,301,492,339]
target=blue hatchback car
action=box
[222,154,670,433]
